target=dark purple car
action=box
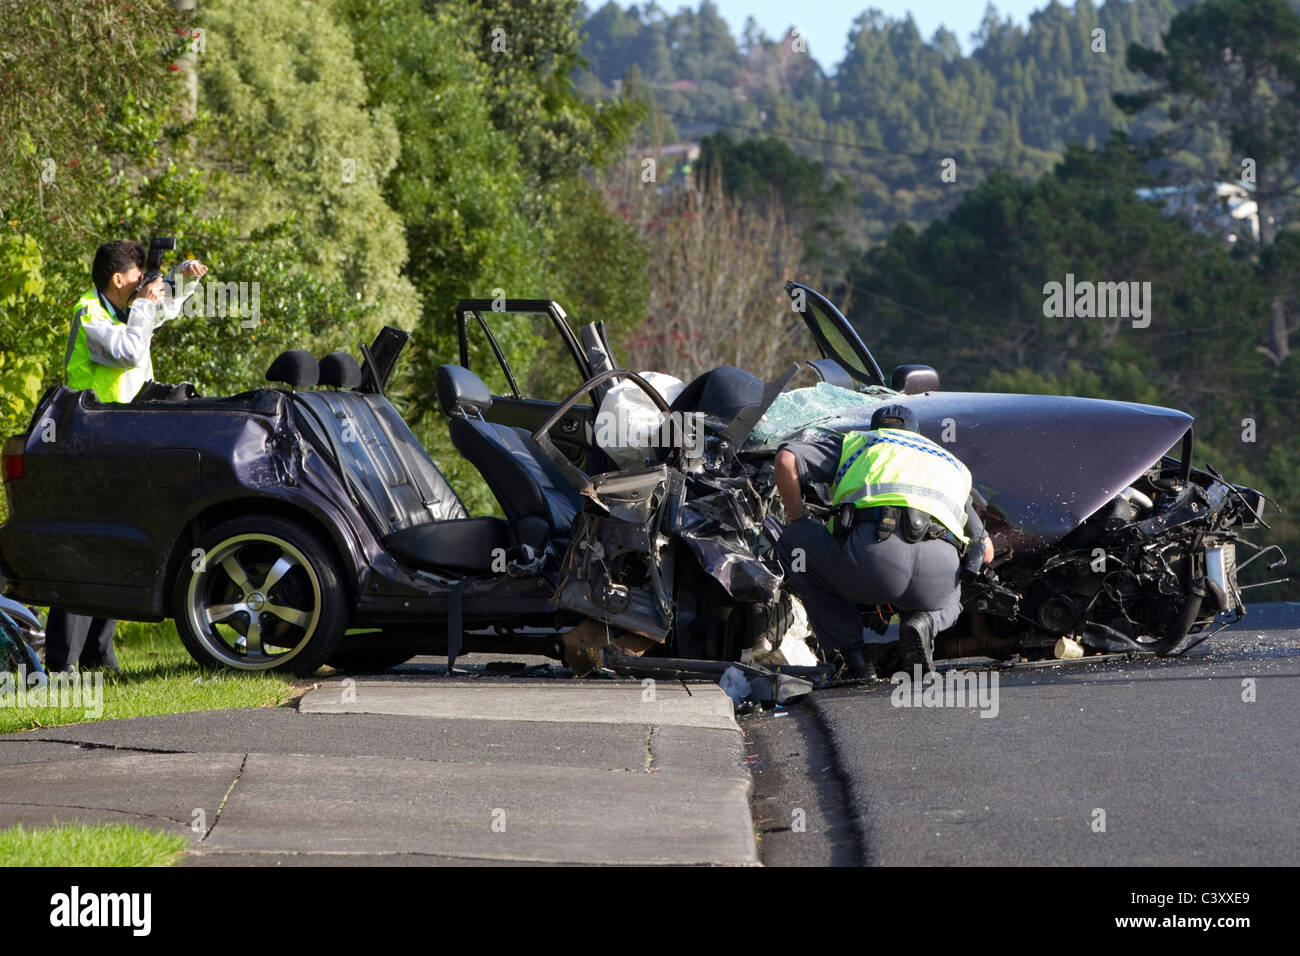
[0,286,1282,674]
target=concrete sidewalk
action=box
[0,668,757,866]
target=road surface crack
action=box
[201,753,247,843]
[9,737,188,755]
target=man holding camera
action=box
[46,240,207,672]
[64,239,206,402]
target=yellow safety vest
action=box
[64,288,153,402]
[830,428,972,546]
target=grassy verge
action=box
[0,822,187,866]
[0,619,295,735]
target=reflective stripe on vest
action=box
[65,289,152,402]
[830,429,972,545]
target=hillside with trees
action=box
[581,0,1204,254]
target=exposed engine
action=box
[965,449,1284,659]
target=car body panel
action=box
[787,391,1194,554]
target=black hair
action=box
[92,240,145,292]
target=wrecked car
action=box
[0,303,799,676]
[527,282,1286,666]
[0,286,1284,676]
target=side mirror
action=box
[891,365,940,395]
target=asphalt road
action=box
[745,602,1300,866]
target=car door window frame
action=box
[786,281,887,389]
[455,299,591,398]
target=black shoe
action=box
[899,615,935,672]
[838,645,877,681]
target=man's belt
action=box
[835,504,966,555]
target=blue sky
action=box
[613,1,1050,67]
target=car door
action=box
[456,299,597,468]
[785,281,887,389]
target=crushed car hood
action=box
[808,391,1193,554]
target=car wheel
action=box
[174,516,348,676]
[717,590,795,662]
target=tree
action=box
[197,0,418,338]
[1117,0,1300,364]
[449,0,642,210]
[699,132,858,278]
[611,164,810,381]
[338,0,546,370]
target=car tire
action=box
[173,515,348,676]
[721,590,795,662]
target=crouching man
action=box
[773,404,993,679]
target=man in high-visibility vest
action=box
[774,404,994,679]
[63,239,207,401]
[47,240,207,671]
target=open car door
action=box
[455,299,596,468]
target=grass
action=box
[0,822,188,867]
[0,619,296,735]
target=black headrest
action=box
[670,366,763,422]
[319,351,362,389]
[266,350,319,388]
[435,364,492,416]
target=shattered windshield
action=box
[747,381,894,449]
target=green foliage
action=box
[0,822,187,867]
[550,176,650,336]
[0,0,186,232]
[197,0,418,335]
[456,0,643,203]
[0,234,56,432]
[338,0,547,373]
[699,131,858,273]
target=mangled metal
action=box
[0,285,1287,682]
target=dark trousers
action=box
[776,516,962,651]
[44,610,117,671]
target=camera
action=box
[139,236,177,295]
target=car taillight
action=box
[2,436,25,482]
